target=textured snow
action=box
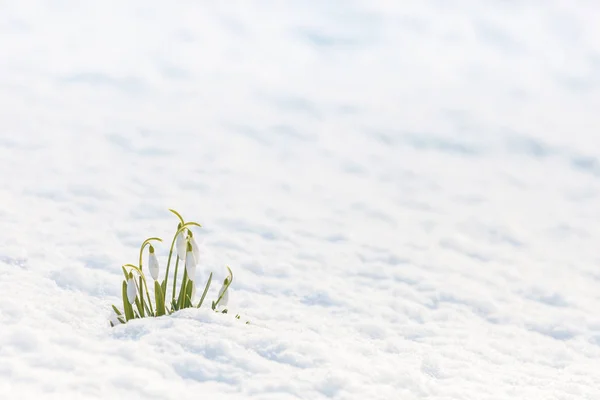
[1,1,600,399]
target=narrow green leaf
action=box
[197,273,212,308]
[122,280,134,321]
[184,280,193,308]
[143,300,152,316]
[111,304,125,324]
[161,279,167,303]
[138,276,145,317]
[154,280,165,316]
[177,269,188,310]
[162,223,180,304]
[134,296,144,318]
[171,256,180,305]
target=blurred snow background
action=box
[1,0,600,399]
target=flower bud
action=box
[217,278,229,308]
[175,225,186,260]
[185,242,196,280]
[126,277,137,304]
[189,233,200,266]
[148,245,160,280]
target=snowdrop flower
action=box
[217,277,230,308]
[148,245,160,280]
[126,277,137,304]
[175,226,186,260]
[185,242,196,281]
[189,232,200,266]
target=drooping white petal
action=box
[176,230,186,260]
[185,248,196,281]
[190,235,200,266]
[217,281,229,308]
[126,277,137,304]
[148,251,160,281]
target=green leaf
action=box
[197,272,212,308]
[177,269,188,310]
[111,304,126,324]
[122,280,134,321]
[161,278,167,303]
[143,299,152,316]
[134,296,144,318]
[138,276,145,318]
[184,280,193,308]
[154,280,165,316]
[171,257,180,305]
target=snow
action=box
[1,0,600,399]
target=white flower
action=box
[185,242,196,281]
[217,278,229,308]
[189,234,200,266]
[176,229,187,260]
[126,277,137,304]
[148,245,160,281]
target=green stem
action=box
[163,224,181,304]
[138,275,145,317]
[168,208,185,225]
[178,270,188,309]
[138,237,162,268]
[163,208,185,295]
[197,272,212,308]
[172,257,181,306]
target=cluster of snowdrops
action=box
[110,209,246,326]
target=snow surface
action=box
[1,1,600,399]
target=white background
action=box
[1,1,600,399]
